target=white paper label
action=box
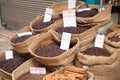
[18,32,32,37]
[43,8,53,22]
[78,8,91,12]
[119,36,120,38]
[60,32,71,50]
[5,51,13,60]
[30,67,46,74]
[63,10,76,27]
[94,34,105,48]
[68,0,76,9]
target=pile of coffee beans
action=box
[56,27,89,34]
[108,36,120,42]
[0,55,29,73]
[35,43,65,57]
[33,21,54,29]
[12,35,32,44]
[19,73,44,80]
[82,47,111,56]
[76,8,98,18]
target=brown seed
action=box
[82,47,111,56]
[12,35,32,44]
[56,27,89,34]
[108,36,120,42]
[0,55,29,73]
[33,21,54,29]
[19,73,44,80]
[76,8,98,18]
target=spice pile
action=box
[45,66,89,80]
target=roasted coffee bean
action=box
[0,55,29,73]
[56,27,89,34]
[82,47,111,56]
[19,73,44,80]
[33,21,54,29]
[12,35,32,44]
[76,8,98,17]
[35,43,65,57]
[108,36,120,42]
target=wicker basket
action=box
[28,32,80,66]
[76,5,112,24]
[10,26,38,54]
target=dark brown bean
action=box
[12,35,32,44]
[19,73,44,80]
[0,55,29,73]
[76,8,98,18]
[108,36,120,42]
[56,27,89,34]
[33,21,54,29]
[82,47,111,56]
[35,43,65,57]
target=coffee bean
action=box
[12,35,32,44]
[108,36,120,42]
[19,73,44,80]
[82,47,111,56]
[33,21,54,29]
[76,8,98,18]
[56,27,89,34]
[35,43,65,57]
[0,55,29,73]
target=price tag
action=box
[68,0,76,9]
[18,32,32,37]
[78,8,91,12]
[60,32,72,50]
[5,51,13,60]
[94,34,105,48]
[63,10,76,27]
[30,67,46,74]
[43,8,53,22]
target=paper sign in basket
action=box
[63,10,76,27]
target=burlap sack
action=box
[76,5,112,24]
[30,15,58,34]
[49,1,87,20]
[106,25,120,34]
[105,29,120,62]
[75,43,120,80]
[49,20,99,44]
[0,52,12,79]
[28,32,80,66]
[10,26,39,54]
[12,58,42,80]
[105,29,120,48]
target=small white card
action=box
[18,32,32,37]
[30,67,46,74]
[94,34,105,48]
[60,32,72,50]
[43,8,53,22]
[68,0,76,9]
[63,10,76,27]
[78,8,91,12]
[5,51,13,60]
